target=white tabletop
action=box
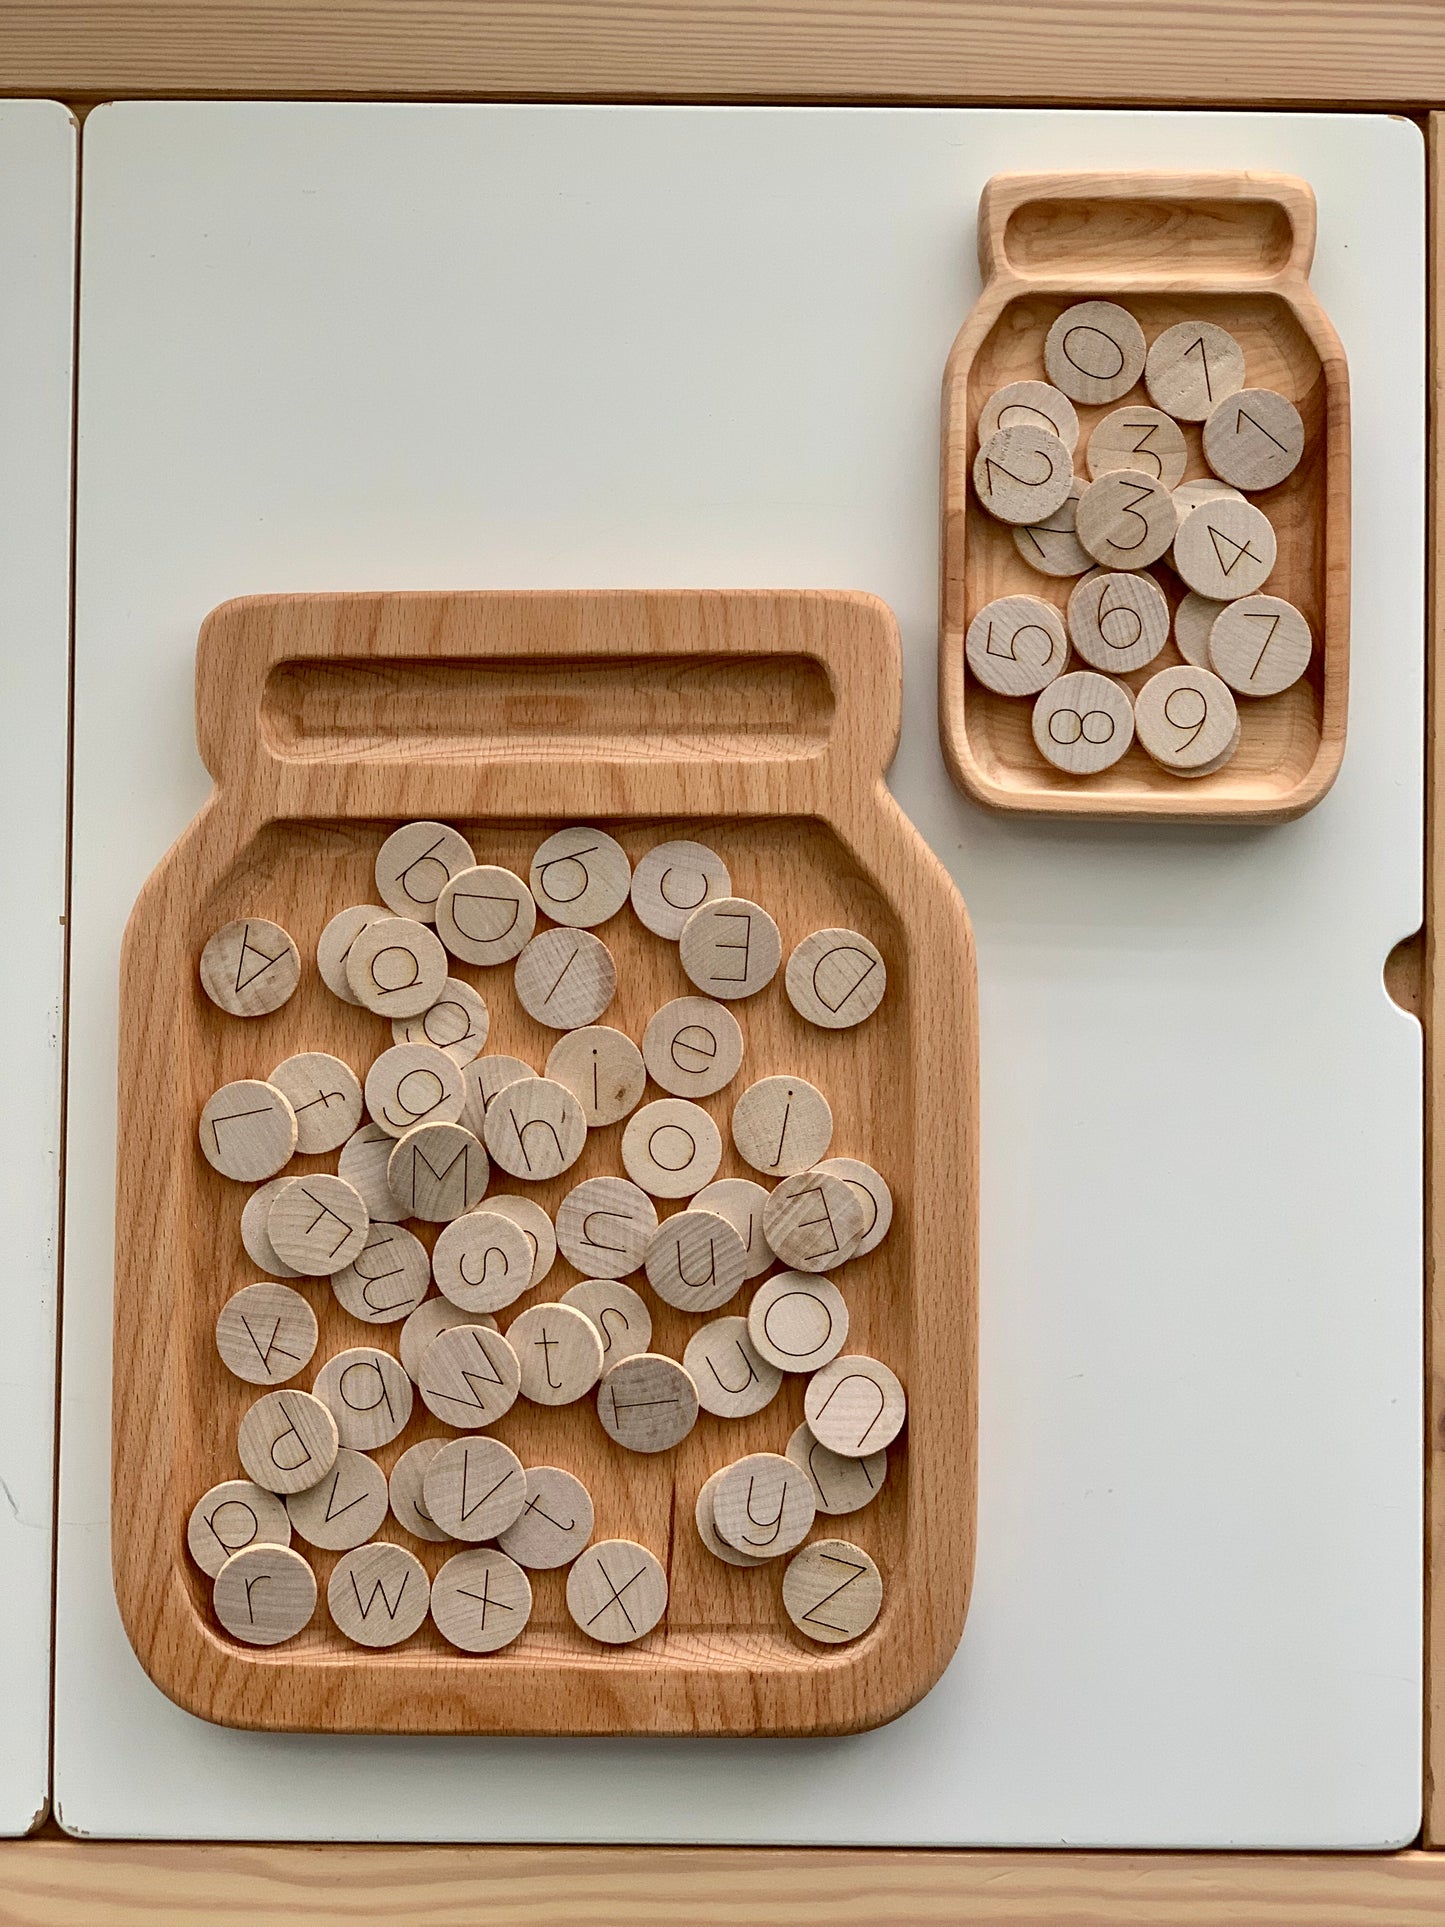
[59,103,1423,1846]
[0,97,77,1838]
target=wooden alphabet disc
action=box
[364,1042,466,1140]
[215,1281,317,1386]
[804,1354,907,1458]
[785,928,887,1030]
[731,1075,833,1178]
[398,1297,493,1382]
[236,1388,339,1495]
[328,1541,431,1647]
[312,1345,414,1450]
[1085,404,1188,489]
[483,1076,588,1182]
[1173,591,1230,670]
[529,826,631,928]
[460,1056,537,1135]
[1012,478,1092,579]
[497,1466,595,1570]
[1207,593,1313,696]
[387,1121,489,1223]
[345,914,449,1019]
[316,904,388,1005]
[336,1123,406,1225]
[239,1175,302,1277]
[554,1175,658,1279]
[213,1543,316,1647]
[1076,470,1178,571]
[375,820,476,924]
[187,1480,291,1579]
[388,1436,451,1542]
[971,424,1073,525]
[431,1547,534,1652]
[484,1194,557,1287]
[963,594,1068,698]
[513,927,617,1029]
[644,1208,747,1314]
[1201,386,1304,491]
[711,1451,817,1559]
[761,1170,865,1272]
[977,378,1079,450]
[813,1158,893,1258]
[1133,665,1239,772]
[1066,569,1169,675]
[266,1174,370,1275]
[545,1025,647,1127]
[285,1448,389,1552]
[392,978,491,1065]
[683,1316,782,1419]
[621,1099,723,1198]
[416,1322,520,1430]
[199,918,300,1018]
[1031,671,1134,776]
[507,1301,605,1405]
[422,1434,528,1542]
[747,1272,849,1374]
[694,1467,771,1568]
[782,1539,883,1645]
[566,1540,668,1645]
[560,1278,653,1367]
[1172,496,1277,599]
[199,1079,296,1182]
[1144,320,1246,423]
[629,839,732,939]
[435,864,537,966]
[432,1208,534,1314]
[267,1051,363,1155]
[641,996,745,1099]
[330,1221,431,1324]
[1043,299,1146,405]
[596,1353,699,1454]
[678,898,781,1001]
[785,1421,888,1517]
[691,1177,774,1279]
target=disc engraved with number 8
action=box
[1031,671,1135,776]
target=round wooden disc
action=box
[1031,671,1135,776]
[431,1547,534,1652]
[460,1056,538,1135]
[621,1099,723,1198]
[433,1208,534,1313]
[629,839,733,939]
[963,594,1068,698]
[1085,404,1188,488]
[1173,590,1230,669]
[691,1178,774,1279]
[565,1539,668,1645]
[513,927,617,1029]
[213,1543,317,1646]
[1207,593,1313,696]
[683,1316,782,1418]
[641,996,745,1099]
[236,1388,339,1495]
[560,1278,653,1367]
[392,978,491,1064]
[199,1079,296,1182]
[337,1124,406,1224]
[785,1421,888,1517]
[1173,478,1243,515]
[215,1281,317,1386]
[711,1451,817,1559]
[761,1170,865,1272]
[554,1175,657,1279]
[375,820,476,924]
[804,1354,907,1458]
[677,897,781,1000]
[730,1075,832,1178]
[435,864,537,966]
[330,1221,431,1324]
[784,928,887,1030]
[1043,300,1146,405]
[971,424,1073,525]
[977,378,1079,449]
[528,826,631,927]
[694,1467,771,1567]
[386,1121,489,1223]
[483,1075,588,1182]
[312,1345,414,1450]
[1075,470,1178,571]
[747,1272,850,1374]
[644,1208,747,1314]
[596,1353,699,1454]
[266,1174,370,1275]
[485,1194,557,1287]
[1172,496,1277,599]
[1144,319,1246,422]
[1066,569,1169,675]
[423,1434,528,1542]
[496,1466,595,1570]
[345,915,449,1019]
[187,1480,291,1578]
[813,1158,893,1258]
[316,904,388,1007]
[285,1447,389,1551]
[267,1051,363,1155]
[1202,386,1304,490]
[545,1025,647,1127]
[328,1541,431,1647]
[388,1436,452,1542]
[398,1297,494,1382]
[239,1175,302,1276]
[364,1042,466,1140]
[507,1301,605,1404]
[199,917,300,1018]
[1012,478,1092,578]
[415,1322,520,1429]
[1133,665,1239,772]
[782,1539,883,1645]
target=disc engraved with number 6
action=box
[1066,570,1168,674]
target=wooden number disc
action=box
[1031,671,1134,776]
[267,1174,370,1275]
[683,1316,782,1418]
[392,978,491,1064]
[621,1098,723,1198]
[1208,593,1313,696]
[433,1208,534,1314]
[285,1448,389,1552]
[398,1298,491,1382]
[644,1208,747,1314]
[1076,471,1178,570]
[963,594,1067,698]
[237,1388,339,1494]
[187,1480,291,1578]
[641,996,745,1099]
[804,1354,907,1457]
[731,1075,832,1178]
[199,918,300,1018]
[388,1437,451,1542]
[678,897,781,1000]
[711,1452,816,1559]
[1066,569,1169,675]
[813,1157,893,1258]
[1044,299,1146,405]
[497,1466,595,1570]
[513,927,617,1028]
[977,378,1079,450]
[435,864,537,966]
[1173,478,1243,515]
[1173,591,1230,669]
[461,1056,537,1135]
[1085,405,1187,489]
[545,1025,647,1127]
[432,1548,534,1652]
[328,1542,431,1648]
[416,1322,521,1430]
[528,826,631,927]
[375,821,475,924]
[1134,665,1239,773]
[1202,387,1304,491]
[331,1221,431,1324]
[483,1075,588,1182]
[786,1421,888,1517]
[215,1281,317,1386]
[213,1544,317,1647]
[971,424,1073,525]
[316,905,387,1007]
[630,839,732,939]
[267,1051,363,1155]
[762,1170,864,1272]
[337,1124,406,1225]
[1012,479,1092,579]
[1172,496,1277,599]
[365,1042,466,1140]
[785,927,887,1029]
[507,1301,605,1405]
[695,1468,771,1567]
[554,1175,657,1278]
[422,1435,527,1541]
[561,1279,653,1366]
[345,915,449,1019]
[485,1194,557,1287]
[566,1540,668,1645]
[596,1353,699,1453]
[199,1079,296,1182]
[782,1539,883,1645]
[240,1176,301,1277]
[748,1272,849,1374]
[312,1345,414,1450]
[387,1121,488,1222]
[1144,319,1246,422]
[691,1177,773,1279]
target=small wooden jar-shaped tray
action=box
[940,171,1350,821]
[113,589,977,1736]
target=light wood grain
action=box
[940,170,1350,821]
[112,588,978,1736]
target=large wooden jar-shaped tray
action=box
[113,590,978,1736]
[940,171,1350,821]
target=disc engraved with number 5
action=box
[964,595,1068,697]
